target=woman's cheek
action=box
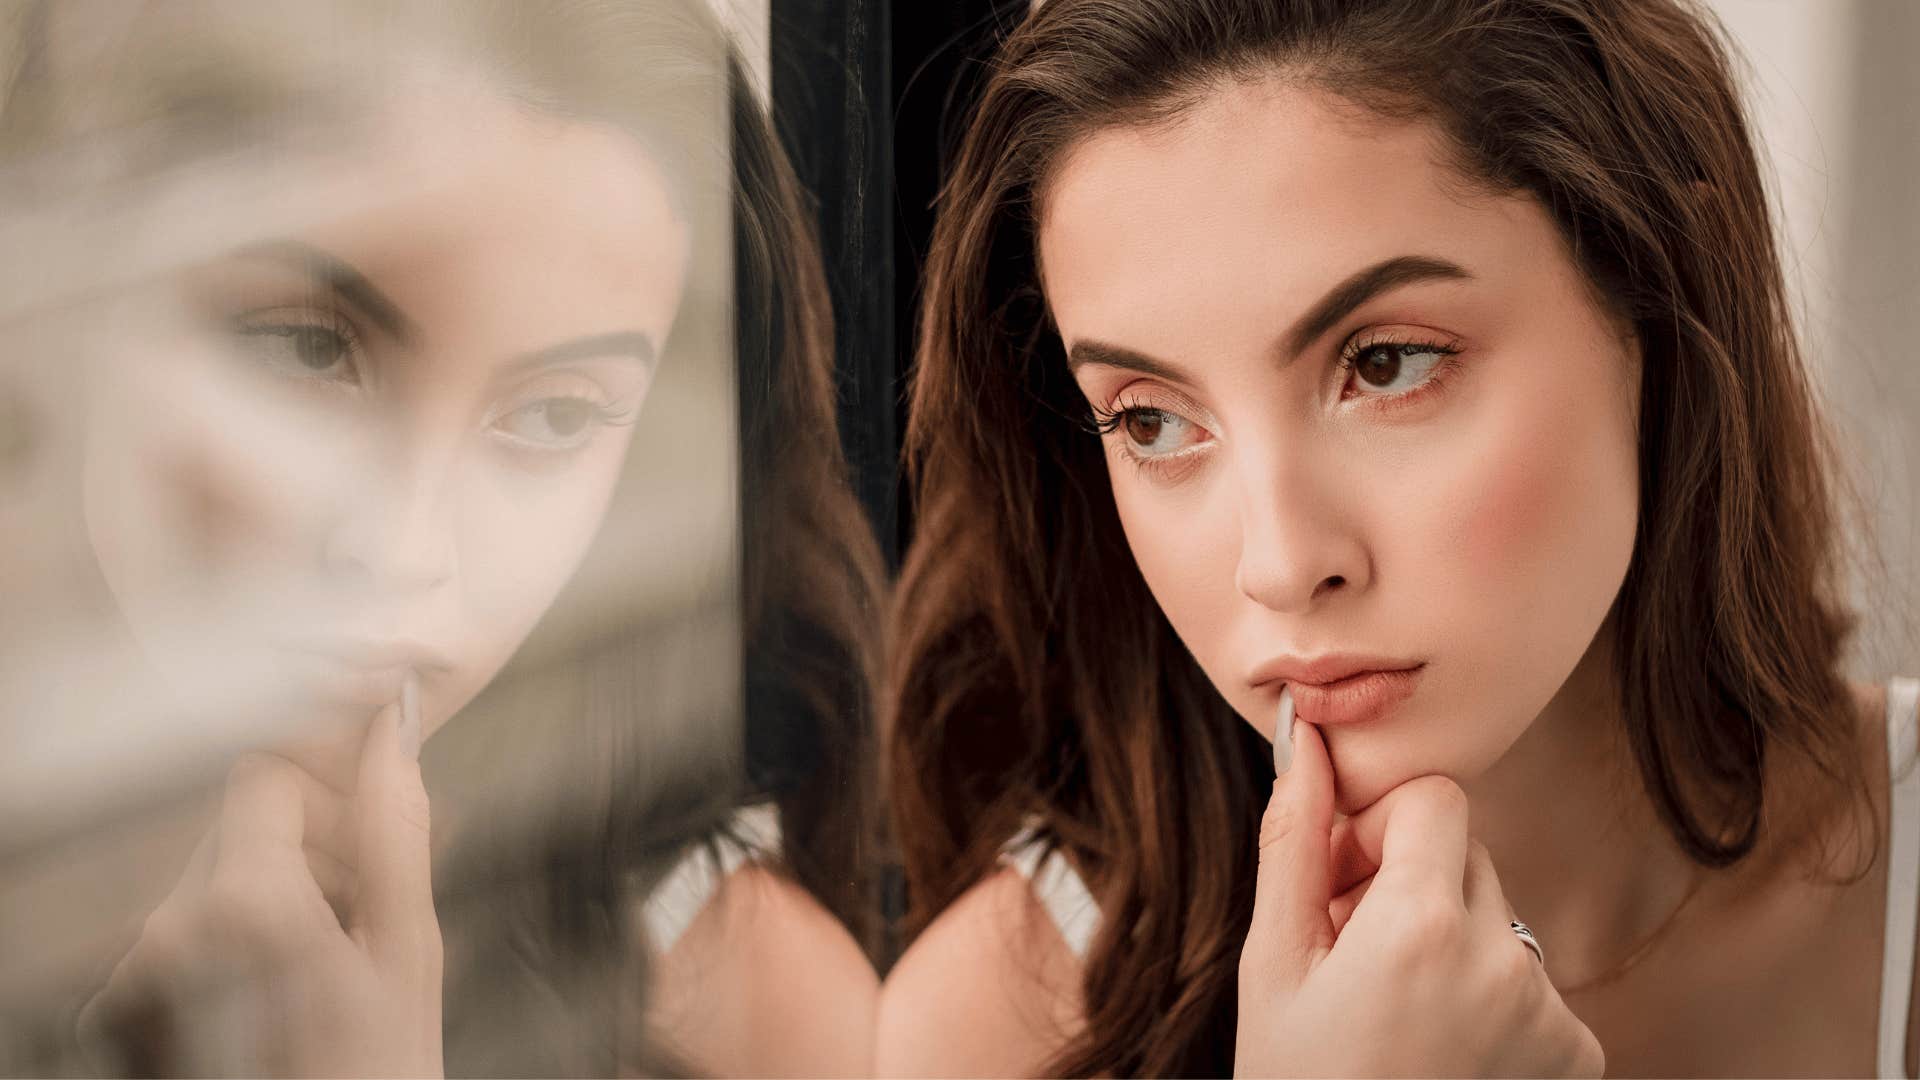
[1110,467,1242,673]
[1414,348,1638,731]
[456,441,630,665]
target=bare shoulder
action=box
[876,864,1086,1079]
[648,864,876,1078]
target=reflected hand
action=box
[78,699,443,1078]
[1234,716,1603,1078]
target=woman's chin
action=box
[1324,739,1443,818]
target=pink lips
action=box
[1283,666,1424,727]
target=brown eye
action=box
[492,396,609,450]
[231,316,359,383]
[1355,344,1405,388]
[289,327,349,370]
[1344,338,1458,400]
[1123,409,1166,445]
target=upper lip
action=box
[1247,652,1423,689]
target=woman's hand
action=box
[78,696,443,1078]
[1235,714,1603,1078]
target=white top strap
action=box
[640,803,783,954]
[1879,676,1920,1079]
[1000,822,1101,961]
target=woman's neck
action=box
[1459,631,1704,990]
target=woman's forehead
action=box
[1036,79,1553,352]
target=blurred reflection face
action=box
[1040,78,1640,813]
[82,83,693,743]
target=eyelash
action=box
[488,396,639,456]
[1083,333,1465,478]
[229,309,638,455]
[231,311,366,384]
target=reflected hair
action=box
[891,0,1871,1073]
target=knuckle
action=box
[1407,774,1469,819]
[1575,1027,1606,1077]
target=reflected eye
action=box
[490,395,629,452]
[1343,340,1458,398]
[230,315,361,383]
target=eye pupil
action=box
[1357,345,1403,388]
[1123,409,1165,444]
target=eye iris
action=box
[1123,409,1165,445]
[1357,345,1403,388]
[539,399,595,438]
[291,327,345,370]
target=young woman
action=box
[0,1,881,1075]
[882,0,1917,1075]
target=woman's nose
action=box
[1231,447,1367,614]
[320,452,459,594]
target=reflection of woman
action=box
[882,0,1915,1076]
[0,1,879,1075]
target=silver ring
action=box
[1509,920,1545,965]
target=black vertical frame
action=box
[769,0,897,568]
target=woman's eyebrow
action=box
[1066,254,1472,381]
[1280,254,1472,358]
[1065,339,1192,382]
[234,240,417,343]
[502,331,657,376]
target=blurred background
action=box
[1702,0,1920,682]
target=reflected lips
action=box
[283,637,449,711]
[1283,666,1423,727]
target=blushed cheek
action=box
[1431,355,1639,668]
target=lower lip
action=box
[1286,666,1424,727]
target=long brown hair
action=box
[889,0,1869,1073]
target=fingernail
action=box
[399,670,421,762]
[1273,684,1296,774]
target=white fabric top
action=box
[1879,675,1920,1078]
[999,823,1101,960]
[1003,677,1920,1078]
[639,802,783,954]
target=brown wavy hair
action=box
[888,0,1871,1073]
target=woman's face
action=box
[1039,77,1641,813]
[81,83,693,749]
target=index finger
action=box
[348,676,438,973]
